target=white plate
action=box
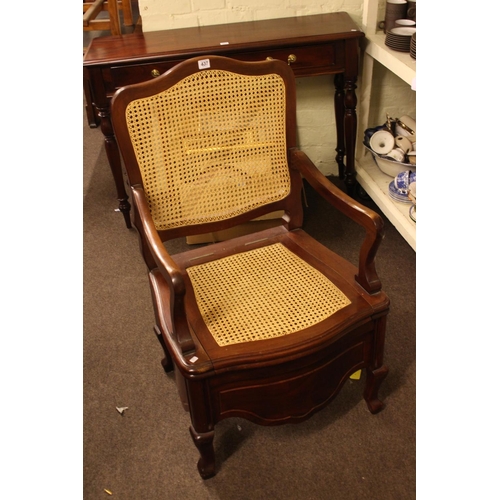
[389,27,417,36]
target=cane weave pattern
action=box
[186,243,351,347]
[125,69,291,230]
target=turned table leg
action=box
[96,105,132,228]
[364,316,389,414]
[334,72,358,196]
[337,38,361,197]
[334,73,346,181]
[343,74,358,197]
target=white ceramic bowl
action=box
[374,155,414,177]
[364,144,416,177]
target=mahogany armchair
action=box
[111,56,389,479]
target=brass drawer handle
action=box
[151,69,160,78]
[267,55,296,65]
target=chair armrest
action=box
[132,186,195,352]
[290,148,384,293]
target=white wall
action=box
[139,0,364,31]
[138,0,415,176]
[369,59,416,126]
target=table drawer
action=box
[110,59,183,88]
[234,43,344,76]
[108,42,343,91]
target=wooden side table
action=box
[83,12,364,228]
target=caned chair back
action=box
[112,57,300,235]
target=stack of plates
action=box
[388,181,413,203]
[385,27,416,52]
[410,32,416,59]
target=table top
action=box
[84,12,364,66]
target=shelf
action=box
[356,23,416,251]
[361,32,416,87]
[355,153,416,251]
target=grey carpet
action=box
[83,101,416,498]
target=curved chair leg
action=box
[363,365,389,414]
[153,325,173,373]
[189,426,216,479]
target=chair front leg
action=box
[186,380,217,478]
[189,426,216,479]
[364,365,389,414]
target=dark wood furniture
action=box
[83,0,136,127]
[83,0,134,36]
[84,12,365,228]
[110,55,389,479]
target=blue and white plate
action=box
[388,181,413,203]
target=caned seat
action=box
[186,243,351,347]
[111,55,390,479]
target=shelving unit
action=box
[356,0,416,251]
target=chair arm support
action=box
[132,187,195,352]
[290,148,384,293]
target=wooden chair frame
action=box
[111,56,390,479]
